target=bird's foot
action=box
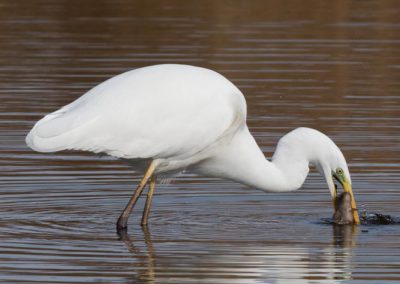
[116,215,128,233]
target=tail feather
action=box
[26,107,99,153]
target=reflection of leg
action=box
[141,225,156,282]
[117,227,154,259]
[117,228,140,254]
[117,161,156,232]
[141,176,157,226]
[142,225,154,250]
[118,225,156,283]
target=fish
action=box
[333,192,354,225]
[331,191,398,225]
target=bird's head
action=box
[314,137,360,225]
[271,127,360,224]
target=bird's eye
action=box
[336,168,343,175]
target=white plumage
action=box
[26,64,360,229]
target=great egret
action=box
[26,64,360,231]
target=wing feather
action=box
[26,65,246,159]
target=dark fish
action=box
[333,192,354,225]
[361,212,396,225]
[327,189,399,225]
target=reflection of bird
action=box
[26,64,359,231]
[120,227,354,284]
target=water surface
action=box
[0,1,399,283]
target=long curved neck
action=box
[238,129,310,192]
[199,127,311,192]
[234,154,310,193]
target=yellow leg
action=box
[116,161,156,232]
[141,176,157,226]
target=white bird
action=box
[26,64,360,231]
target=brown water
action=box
[1,1,400,283]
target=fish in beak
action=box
[333,192,354,224]
[333,169,360,225]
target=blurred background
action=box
[0,1,399,283]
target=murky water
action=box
[1,0,400,283]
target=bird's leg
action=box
[117,161,156,232]
[141,176,157,226]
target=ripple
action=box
[1,0,400,283]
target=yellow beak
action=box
[342,181,360,225]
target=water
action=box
[1,0,400,283]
